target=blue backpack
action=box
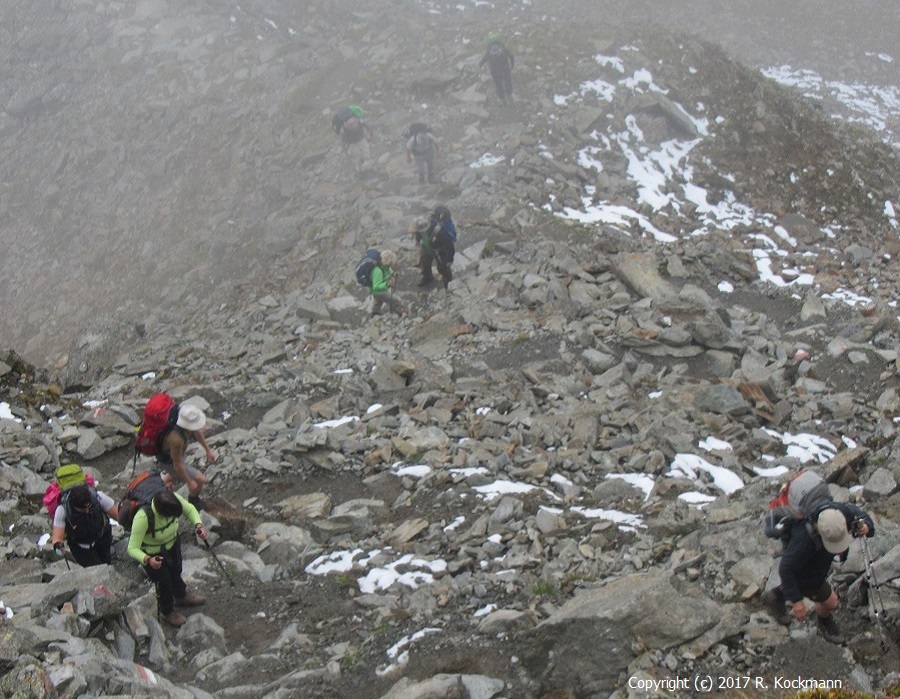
[355,249,381,286]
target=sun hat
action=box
[817,508,852,554]
[176,404,207,432]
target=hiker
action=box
[764,504,875,644]
[414,206,457,289]
[479,33,514,103]
[405,129,440,184]
[127,489,208,627]
[50,482,119,568]
[369,249,403,316]
[338,113,374,173]
[157,403,215,506]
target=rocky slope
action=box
[1,1,899,698]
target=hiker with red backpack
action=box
[761,470,875,644]
[48,465,119,568]
[127,489,208,627]
[136,394,215,508]
[157,404,215,507]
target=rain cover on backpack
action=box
[762,470,832,539]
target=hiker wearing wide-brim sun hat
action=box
[157,403,216,507]
[769,502,875,646]
[176,404,207,432]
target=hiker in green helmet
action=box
[479,33,514,104]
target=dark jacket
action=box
[480,41,514,71]
[778,502,874,603]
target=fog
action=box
[0,0,896,367]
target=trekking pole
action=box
[154,578,161,624]
[196,532,236,587]
[54,543,71,570]
[859,534,889,650]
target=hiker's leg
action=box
[811,583,839,617]
[163,540,188,601]
[146,561,175,615]
[96,527,113,565]
[414,155,426,182]
[424,151,435,181]
[419,249,435,283]
[70,544,99,568]
[437,259,452,288]
[371,293,387,316]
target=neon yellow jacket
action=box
[127,493,202,562]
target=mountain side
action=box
[1,1,899,698]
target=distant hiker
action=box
[479,33,514,103]
[127,489,208,627]
[333,106,373,173]
[157,404,215,507]
[50,482,119,568]
[415,206,457,289]
[369,249,403,316]
[404,124,440,184]
[763,503,874,644]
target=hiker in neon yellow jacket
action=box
[369,249,403,316]
[127,489,208,627]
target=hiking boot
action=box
[164,611,187,627]
[817,615,845,644]
[175,592,206,607]
[418,277,433,288]
[762,589,791,626]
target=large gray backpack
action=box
[762,470,832,541]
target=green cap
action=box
[55,463,86,491]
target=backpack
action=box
[135,393,178,456]
[43,464,97,520]
[61,485,108,545]
[762,470,833,540]
[355,249,381,286]
[116,471,167,532]
[402,122,431,141]
[332,105,365,134]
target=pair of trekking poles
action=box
[857,530,889,651]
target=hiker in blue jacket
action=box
[415,206,457,289]
[765,503,874,644]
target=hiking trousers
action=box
[490,63,513,101]
[143,538,187,615]
[70,526,112,568]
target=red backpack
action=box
[135,393,178,456]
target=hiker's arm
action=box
[50,507,66,548]
[170,438,201,494]
[364,124,374,139]
[126,511,151,563]
[193,429,216,464]
[777,533,806,605]
[98,491,119,522]
[177,493,203,529]
[841,503,874,537]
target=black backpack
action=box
[62,486,108,545]
[355,249,381,286]
[402,122,431,141]
[332,106,364,134]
